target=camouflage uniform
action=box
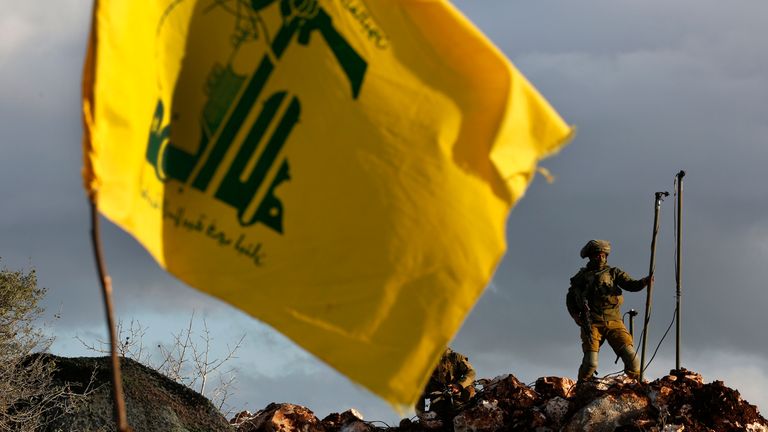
[566,240,648,381]
[416,348,476,417]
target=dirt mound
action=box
[33,353,231,432]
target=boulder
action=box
[535,376,575,399]
[340,420,372,432]
[416,411,443,430]
[452,400,504,432]
[234,403,323,432]
[480,374,539,411]
[564,392,649,432]
[323,409,369,432]
[542,396,570,427]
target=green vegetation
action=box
[0,263,69,431]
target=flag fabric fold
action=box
[82,0,572,408]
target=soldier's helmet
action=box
[580,240,611,258]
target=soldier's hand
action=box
[448,384,460,394]
[644,275,655,286]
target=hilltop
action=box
[34,354,767,432]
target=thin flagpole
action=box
[640,191,667,381]
[675,170,685,370]
[89,199,131,431]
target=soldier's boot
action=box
[578,351,599,381]
[618,345,640,379]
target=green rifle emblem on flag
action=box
[146,0,368,234]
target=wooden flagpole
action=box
[89,199,131,431]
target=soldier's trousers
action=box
[579,319,639,379]
[581,319,633,352]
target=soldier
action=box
[566,240,652,381]
[416,348,476,419]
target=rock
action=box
[329,410,371,432]
[453,400,504,432]
[530,409,547,427]
[322,409,365,431]
[569,374,643,415]
[476,374,558,430]
[480,374,539,410]
[670,368,704,385]
[542,396,570,427]
[693,380,765,430]
[236,403,323,432]
[340,420,372,432]
[416,411,444,430]
[535,376,576,399]
[564,392,650,432]
[232,410,255,426]
[397,418,417,431]
[649,385,674,407]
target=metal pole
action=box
[616,308,639,365]
[640,191,668,381]
[675,170,685,370]
[89,199,131,431]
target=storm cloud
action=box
[1,0,766,422]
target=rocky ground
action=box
[32,354,768,432]
[231,369,768,432]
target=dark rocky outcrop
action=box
[33,353,232,432]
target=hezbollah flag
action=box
[82,0,572,408]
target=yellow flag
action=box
[82,0,572,408]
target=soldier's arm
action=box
[566,287,582,323]
[566,272,586,323]
[613,268,648,292]
[457,361,475,390]
[448,353,475,389]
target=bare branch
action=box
[76,308,246,414]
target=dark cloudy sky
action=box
[1,0,767,423]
